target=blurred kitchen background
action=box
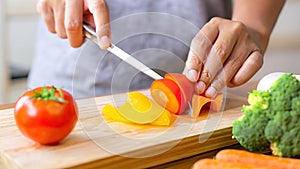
[0,0,300,104]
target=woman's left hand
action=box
[185,17,263,98]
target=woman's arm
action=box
[232,0,286,53]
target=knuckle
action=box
[91,0,106,11]
[192,31,211,48]
[96,24,111,36]
[39,0,49,13]
[214,44,228,61]
[209,17,221,25]
[187,54,203,69]
[232,21,246,33]
[250,51,264,69]
[66,20,81,33]
[57,31,67,38]
[39,0,49,8]
[212,78,226,90]
[228,58,242,75]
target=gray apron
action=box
[28,0,232,98]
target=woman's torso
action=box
[28,0,232,98]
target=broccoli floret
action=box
[292,96,300,112]
[232,73,300,157]
[232,105,270,152]
[232,90,271,152]
[269,73,300,115]
[265,111,300,157]
[248,90,271,110]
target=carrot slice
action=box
[192,94,223,118]
[192,158,274,169]
[151,78,184,114]
[165,73,194,104]
[216,149,300,169]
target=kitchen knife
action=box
[82,23,163,80]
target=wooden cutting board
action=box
[0,89,248,169]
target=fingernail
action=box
[188,70,198,82]
[196,81,206,94]
[205,86,217,98]
[99,36,109,49]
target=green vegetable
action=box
[265,110,300,157]
[269,73,300,116]
[232,73,300,157]
[232,90,271,152]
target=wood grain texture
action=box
[0,90,248,169]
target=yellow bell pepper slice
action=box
[101,92,171,126]
[102,104,130,123]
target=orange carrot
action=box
[216,149,300,169]
[192,159,273,169]
[164,73,194,104]
[151,78,184,114]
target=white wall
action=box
[0,0,38,103]
[253,0,300,80]
[7,0,38,69]
[8,16,39,69]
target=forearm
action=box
[232,0,285,53]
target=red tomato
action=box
[14,86,78,145]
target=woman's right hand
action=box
[37,0,111,49]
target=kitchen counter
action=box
[0,81,257,169]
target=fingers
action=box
[196,18,238,94]
[207,50,262,98]
[186,17,264,98]
[37,0,111,48]
[38,0,67,38]
[38,0,56,33]
[38,0,83,47]
[185,31,212,82]
[65,0,84,47]
[53,1,67,38]
[87,0,111,49]
[229,50,263,87]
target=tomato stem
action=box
[32,86,66,103]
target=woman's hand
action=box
[37,0,111,49]
[185,17,263,98]
[185,0,285,98]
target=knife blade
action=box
[82,23,163,80]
